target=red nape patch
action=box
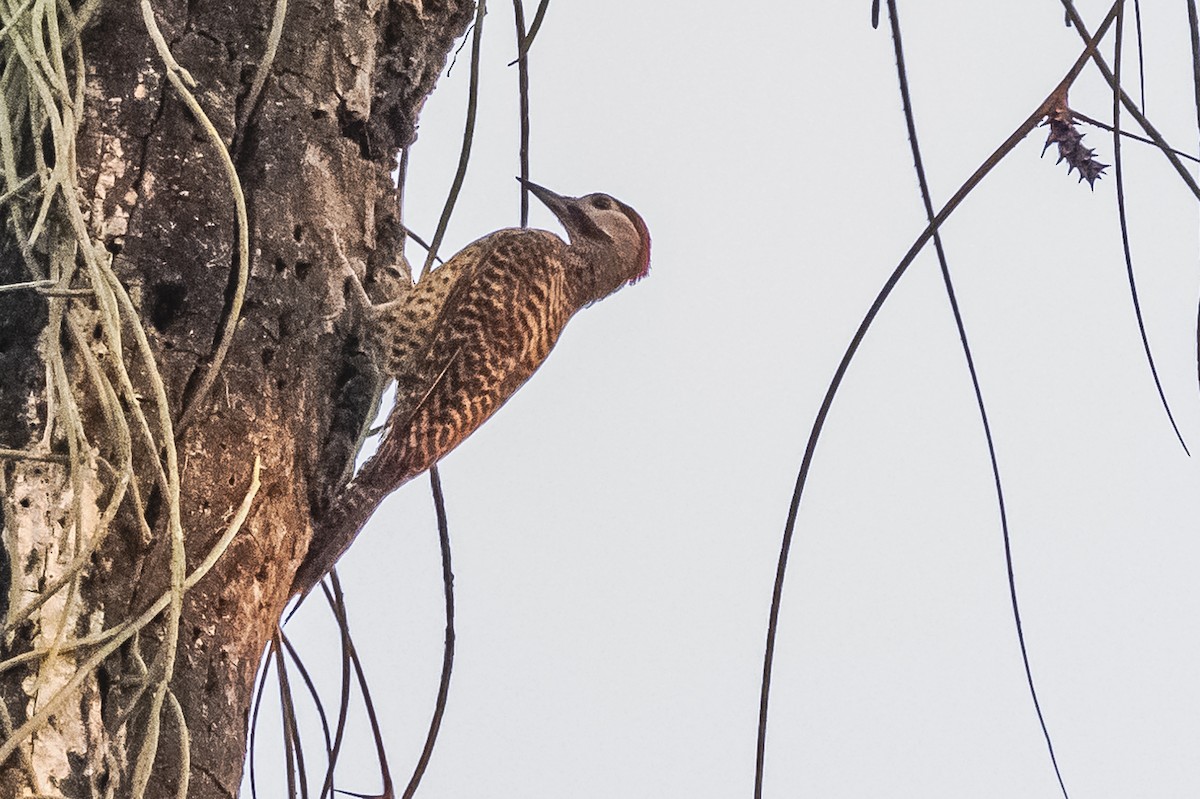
[620,201,652,284]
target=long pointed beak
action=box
[516,177,573,225]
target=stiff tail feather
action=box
[290,435,419,598]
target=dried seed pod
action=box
[1041,93,1108,188]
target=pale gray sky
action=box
[262,2,1200,797]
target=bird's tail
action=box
[290,435,418,598]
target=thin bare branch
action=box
[754,6,1121,795]
[513,0,530,226]
[1059,0,1200,200]
[402,466,456,799]
[422,0,488,276]
[1107,2,1189,454]
[889,0,1071,793]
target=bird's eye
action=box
[590,195,613,210]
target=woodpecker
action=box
[292,180,651,597]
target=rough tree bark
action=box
[0,0,472,795]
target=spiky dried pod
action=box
[1041,96,1108,188]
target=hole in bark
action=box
[97,665,111,700]
[276,378,286,390]
[311,108,328,120]
[228,475,236,486]
[41,127,55,169]
[145,486,162,530]
[93,323,103,340]
[149,282,187,332]
[261,347,275,367]
[293,224,304,242]
[335,104,371,159]
[295,261,312,280]
[105,238,123,256]
[18,498,29,508]
[274,257,288,274]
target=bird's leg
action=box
[329,229,375,312]
[328,227,415,320]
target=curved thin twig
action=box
[235,0,289,143]
[421,0,488,277]
[249,645,275,799]
[754,5,1120,795]
[1107,5,1189,454]
[0,455,261,765]
[1186,0,1200,391]
[402,466,456,799]
[513,0,530,226]
[280,630,335,794]
[275,636,310,799]
[315,572,354,799]
[508,0,548,65]
[1059,0,1200,201]
[1132,0,1144,110]
[885,1,1070,795]
[347,609,395,799]
[1071,112,1200,164]
[140,0,251,435]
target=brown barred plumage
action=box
[293,181,650,596]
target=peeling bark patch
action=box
[10,455,105,794]
[90,133,134,246]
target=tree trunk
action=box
[0,0,472,795]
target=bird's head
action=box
[518,178,651,304]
